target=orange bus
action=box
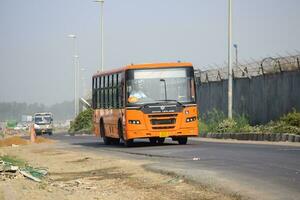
[92,62,198,146]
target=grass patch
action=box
[199,109,300,135]
[0,155,27,167]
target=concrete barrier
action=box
[201,132,299,143]
[282,134,289,141]
[264,133,271,141]
[288,134,295,142]
[253,134,258,141]
[295,135,300,142]
[270,133,276,141]
[257,134,263,141]
[275,133,282,142]
[200,132,207,138]
[230,133,236,139]
[224,133,230,139]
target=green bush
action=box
[216,118,237,133]
[279,108,300,127]
[69,108,93,133]
[200,109,254,133]
[259,109,300,135]
[201,108,226,133]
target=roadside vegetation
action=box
[68,108,93,135]
[0,155,27,168]
[199,108,300,135]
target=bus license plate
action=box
[159,132,169,138]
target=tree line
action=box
[0,101,74,121]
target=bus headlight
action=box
[128,120,141,124]
[34,124,40,129]
[186,117,196,123]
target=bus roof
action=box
[34,112,53,116]
[92,62,193,77]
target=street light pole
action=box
[94,0,104,72]
[228,0,233,119]
[80,68,87,97]
[68,34,79,117]
[234,44,238,68]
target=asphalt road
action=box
[45,133,300,200]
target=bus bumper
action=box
[126,128,198,140]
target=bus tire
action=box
[157,138,165,145]
[149,137,157,144]
[100,121,111,145]
[124,139,134,147]
[111,138,120,145]
[48,131,52,136]
[178,137,188,145]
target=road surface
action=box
[45,133,300,200]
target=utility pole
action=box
[228,0,233,119]
[94,0,104,72]
[68,34,79,117]
[234,44,238,67]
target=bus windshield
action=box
[126,67,195,105]
[34,115,52,125]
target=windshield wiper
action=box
[155,99,184,106]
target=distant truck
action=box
[33,112,53,135]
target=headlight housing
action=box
[128,120,141,124]
[186,117,197,123]
[34,124,40,129]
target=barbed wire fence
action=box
[195,53,300,83]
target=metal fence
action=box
[195,54,300,82]
[195,54,300,124]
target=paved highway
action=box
[46,133,300,200]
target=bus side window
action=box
[100,76,103,108]
[92,77,95,109]
[97,76,100,109]
[106,75,108,109]
[107,75,110,109]
[95,77,98,109]
[110,74,113,108]
[109,75,112,108]
[116,74,119,108]
[113,74,117,108]
[119,73,123,108]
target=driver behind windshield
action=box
[128,81,147,103]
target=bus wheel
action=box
[100,122,111,145]
[111,138,120,145]
[149,137,157,145]
[178,137,188,145]
[124,139,134,147]
[157,138,165,145]
[118,121,133,147]
[48,132,52,136]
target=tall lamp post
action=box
[68,34,79,117]
[227,0,233,119]
[80,67,87,97]
[94,0,105,72]
[233,44,238,68]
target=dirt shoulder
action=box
[0,140,241,200]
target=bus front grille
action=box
[152,126,175,130]
[150,118,176,125]
[148,114,178,130]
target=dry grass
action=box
[0,136,54,147]
[0,136,29,147]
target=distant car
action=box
[14,123,27,131]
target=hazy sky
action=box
[0,0,299,105]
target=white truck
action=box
[33,112,53,135]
